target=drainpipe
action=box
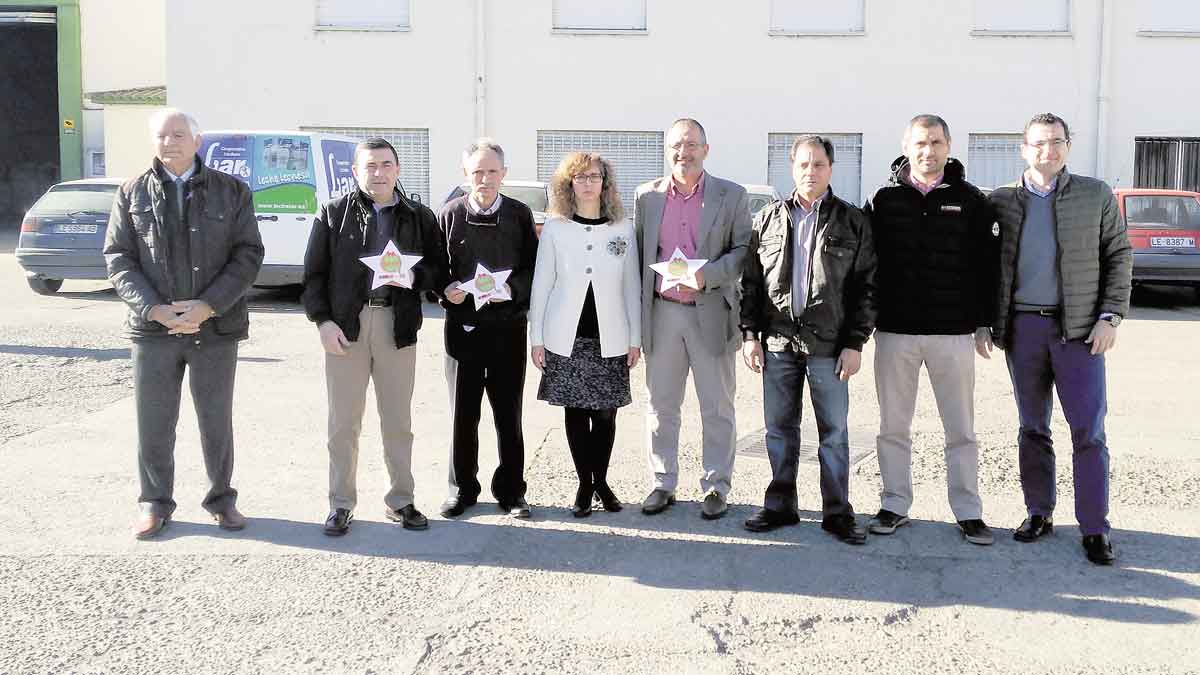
[474,0,486,138]
[1095,0,1113,182]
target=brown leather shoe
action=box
[212,506,247,531]
[133,512,169,540]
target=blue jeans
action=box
[761,347,852,517]
[1005,313,1110,535]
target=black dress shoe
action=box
[323,508,353,536]
[440,495,477,518]
[1013,515,1054,542]
[744,508,801,533]
[571,485,593,518]
[505,497,532,519]
[594,483,623,512]
[1082,534,1116,565]
[386,504,429,530]
[641,489,675,515]
[821,514,867,545]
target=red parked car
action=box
[1114,188,1200,298]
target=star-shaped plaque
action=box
[360,240,422,290]
[458,263,513,310]
[649,247,707,293]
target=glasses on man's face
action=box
[572,173,604,184]
[667,142,701,153]
[1028,139,1069,150]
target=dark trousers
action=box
[762,348,852,517]
[1005,313,1110,535]
[444,321,528,505]
[564,407,618,493]
[133,336,239,518]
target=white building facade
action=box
[163,0,1200,207]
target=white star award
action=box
[649,247,707,293]
[359,240,422,290]
[458,263,513,310]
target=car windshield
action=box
[498,185,548,213]
[747,194,774,216]
[34,185,118,215]
[1126,195,1200,230]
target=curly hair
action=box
[547,152,625,222]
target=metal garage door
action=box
[537,130,664,215]
[768,133,863,205]
[300,126,430,204]
[967,134,1024,190]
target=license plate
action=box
[54,222,98,234]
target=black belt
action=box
[654,294,696,307]
[1017,308,1058,317]
[366,297,392,308]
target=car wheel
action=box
[27,277,64,295]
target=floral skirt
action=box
[537,337,631,410]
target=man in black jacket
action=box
[739,136,877,544]
[436,138,539,519]
[302,138,444,535]
[104,109,264,539]
[864,114,999,546]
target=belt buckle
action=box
[368,297,388,308]
[1037,308,1057,317]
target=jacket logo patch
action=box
[607,236,628,257]
[991,223,1000,237]
[940,204,963,213]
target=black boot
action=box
[590,408,621,511]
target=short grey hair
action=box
[670,118,707,145]
[903,114,951,143]
[462,137,505,167]
[148,108,201,137]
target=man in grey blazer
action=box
[635,118,751,519]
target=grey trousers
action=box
[133,335,239,518]
[644,299,737,497]
[325,305,417,512]
[873,331,983,521]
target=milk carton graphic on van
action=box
[201,130,358,286]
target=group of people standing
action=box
[105,109,1130,567]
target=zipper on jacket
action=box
[1052,186,1067,343]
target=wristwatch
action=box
[1102,314,1122,327]
[742,329,759,342]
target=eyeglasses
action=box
[572,173,604,184]
[1027,139,1069,150]
[667,142,702,153]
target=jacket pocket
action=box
[212,301,250,336]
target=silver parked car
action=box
[15,178,123,295]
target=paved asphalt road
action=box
[1,232,1198,674]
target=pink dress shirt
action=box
[656,173,706,304]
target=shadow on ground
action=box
[146,506,1200,626]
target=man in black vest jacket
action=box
[302,138,444,536]
[436,138,539,519]
[104,109,264,539]
[863,114,999,546]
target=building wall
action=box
[79,0,166,93]
[164,0,1198,203]
[102,105,161,179]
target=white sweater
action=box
[529,215,641,358]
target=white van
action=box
[199,130,366,286]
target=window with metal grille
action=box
[552,0,645,31]
[301,126,430,204]
[767,133,863,205]
[316,0,410,30]
[967,134,1025,190]
[1135,138,1200,192]
[769,0,864,34]
[536,130,664,214]
[1139,0,1200,33]
[972,0,1069,33]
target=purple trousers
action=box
[1004,313,1110,535]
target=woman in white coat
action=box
[530,152,641,517]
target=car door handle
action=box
[256,215,278,222]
